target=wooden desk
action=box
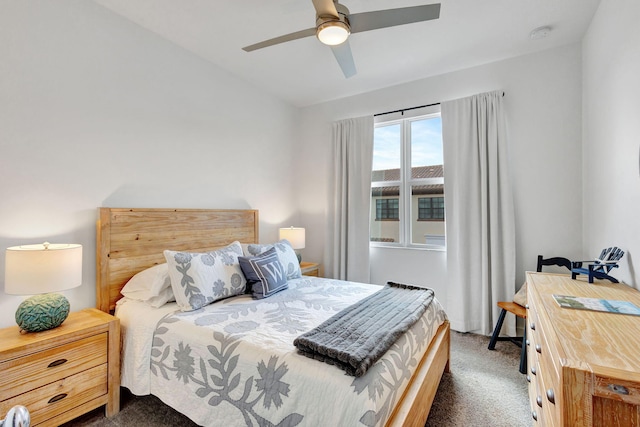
[526,272,640,426]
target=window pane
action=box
[370,187,400,243]
[411,117,443,179]
[411,189,445,246]
[372,124,401,181]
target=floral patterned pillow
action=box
[246,239,301,280]
[164,241,246,312]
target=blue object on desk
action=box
[571,246,624,283]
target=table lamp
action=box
[4,242,82,333]
[279,227,305,263]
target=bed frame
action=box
[95,207,450,427]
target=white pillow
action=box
[120,263,175,308]
[164,241,247,312]
[246,239,302,280]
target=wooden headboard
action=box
[96,208,259,313]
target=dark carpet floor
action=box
[62,331,530,426]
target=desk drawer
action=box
[594,375,640,407]
[0,333,107,400]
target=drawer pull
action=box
[536,395,543,407]
[532,410,538,421]
[526,375,531,383]
[530,322,536,331]
[531,366,536,375]
[47,358,68,368]
[48,393,68,404]
[535,344,542,353]
[608,384,629,395]
[525,304,530,309]
[546,388,555,404]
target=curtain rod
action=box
[374,102,439,117]
[374,92,505,117]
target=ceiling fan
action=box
[242,0,441,78]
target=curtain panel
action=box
[329,116,374,283]
[442,91,516,335]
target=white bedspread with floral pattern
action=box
[116,276,447,427]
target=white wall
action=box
[296,44,584,312]
[582,0,640,287]
[0,1,299,328]
[0,1,608,332]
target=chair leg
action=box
[519,327,527,375]
[488,309,507,350]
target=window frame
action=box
[370,105,444,250]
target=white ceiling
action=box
[92,0,601,107]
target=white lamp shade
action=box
[279,227,305,250]
[5,243,82,295]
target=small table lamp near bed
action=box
[279,227,305,263]
[4,242,82,334]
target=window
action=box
[418,197,444,220]
[375,198,399,220]
[370,108,444,248]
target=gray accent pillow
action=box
[246,239,302,280]
[164,241,246,312]
[239,247,288,299]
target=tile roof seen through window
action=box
[372,165,443,181]
[372,165,444,197]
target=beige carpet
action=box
[64,331,530,427]
[426,331,531,426]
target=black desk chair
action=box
[488,255,571,374]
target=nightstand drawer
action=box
[1,363,108,426]
[0,333,108,401]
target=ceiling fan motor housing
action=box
[316,3,351,45]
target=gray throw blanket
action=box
[293,282,435,377]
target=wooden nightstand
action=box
[300,262,320,277]
[0,308,120,426]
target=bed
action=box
[96,207,450,427]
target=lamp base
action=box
[15,293,70,333]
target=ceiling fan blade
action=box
[243,27,316,52]
[312,0,339,18]
[330,41,356,78]
[349,3,441,34]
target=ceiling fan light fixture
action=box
[316,20,350,46]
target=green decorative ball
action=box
[15,293,70,333]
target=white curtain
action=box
[441,90,516,335]
[330,116,374,283]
